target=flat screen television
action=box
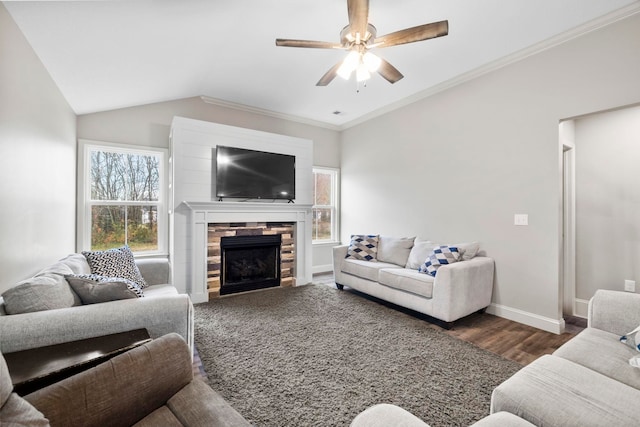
[215,145,296,201]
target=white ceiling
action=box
[4,0,640,128]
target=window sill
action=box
[312,240,341,246]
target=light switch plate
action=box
[625,280,636,292]
[514,214,528,226]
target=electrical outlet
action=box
[514,214,528,226]
[625,280,636,292]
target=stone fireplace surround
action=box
[181,201,313,303]
[208,222,295,297]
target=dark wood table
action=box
[4,328,151,396]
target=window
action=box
[312,167,339,242]
[78,140,167,254]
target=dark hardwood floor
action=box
[313,273,584,366]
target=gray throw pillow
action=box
[65,274,144,304]
[1,273,81,315]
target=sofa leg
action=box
[336,283,344,290]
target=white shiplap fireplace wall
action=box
[170,117,313,303]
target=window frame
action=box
[312,166,340,244]
[77,139,168,256]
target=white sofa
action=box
[333,236,495,325]
[0,253,194,355]
[490,289,640,426]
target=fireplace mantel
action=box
[181,201,313,303]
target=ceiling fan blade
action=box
[316,62,343,86]
[347,0,369,40]
[374,20,448,48]
[276,39,343,49]
[377,58,404,84]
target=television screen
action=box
[215,146,296,200]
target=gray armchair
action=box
[1,333,250,427]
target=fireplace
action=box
[220,234,282,295]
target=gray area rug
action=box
[194,284,521,427]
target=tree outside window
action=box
[312,168,338,242]
[83,143,166,254]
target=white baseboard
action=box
[486,303,566,334]
[574,298,590,318]
[312,264,333,275]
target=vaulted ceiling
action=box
[4,0,639,128]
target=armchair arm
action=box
[431,256,495,322]
[588,289,640,335]
[136,258,171,286]
[25,333,193,427]
[0,295,193,354]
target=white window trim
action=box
[312,166,340,244]
[77,139,169,256]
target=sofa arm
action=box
[588,289,640,335]
[430,257,495,322]
[25,333,193,427]
[332,245,349,284]
[0,294,193,354]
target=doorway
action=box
[559,120,576,320]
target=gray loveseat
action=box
[490,289,640,426]
[1,333,250,426]
[333,236,495,325]
[0,253,194,355]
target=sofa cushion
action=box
[341,259,399,282]
[345,235,379,261]
[620,324,640,352]
[553,327,640,390]
[406,238,438,269]
[406,238,479,269]
[1,273,81,315]
[82,245,147,289]
[378,268,434,298]
[491,354,640,427]
[377,236,414,266]
[65,274,144,304]
[419,246,461,276]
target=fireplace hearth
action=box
[220,234,282,295]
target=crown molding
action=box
[339,3,640,130]
[199,96,342,131]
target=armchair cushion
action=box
[1,273,80,315]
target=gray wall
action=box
[575,104,640,300]
[0,3,77,293]
[340,13,640,331]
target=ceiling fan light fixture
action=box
[362,51,381,72]
[356,63,370,82]
[337,50,360,80]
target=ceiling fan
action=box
[275,0,448,86]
